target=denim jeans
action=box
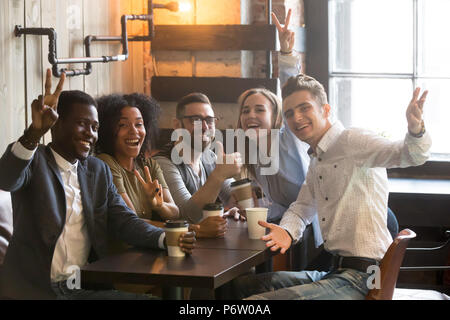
[51,281,158,300]
[230,268,371,300]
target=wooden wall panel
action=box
[0,0,147,154]
[83,0,113,98]
[93,0,113,98]
[40,0,62,143]
[0,0,26,154]
[24,0,43,128]
[108,0,146,94]
[130,0,146,94]
[66,0,85,90]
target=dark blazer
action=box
[0,143,165,299]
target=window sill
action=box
[388,161,450,180]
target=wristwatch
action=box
[19,128,41,150]
[409,120,426,138]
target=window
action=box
[329,0,450,160]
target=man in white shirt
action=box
[229,74,431,300]
[0,70,195,299]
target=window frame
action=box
[304,0,450,178]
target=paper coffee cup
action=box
[245,208,268,239]
[202,203,224,221]
[231,178,254,209]
[164,220,189,257]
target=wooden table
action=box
[81,219,271,299]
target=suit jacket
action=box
[0,143,164,299]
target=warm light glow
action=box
[178,2,192,12]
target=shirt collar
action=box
[50,147,78,173]
[308,121,345,158]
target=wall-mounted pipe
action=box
[14,1,179,77]
[14,14,146,78]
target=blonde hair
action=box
[235,88,282,180]
[236,88,283,130]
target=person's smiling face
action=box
[283,90,331,149]
[239,93,273,139]
[52,103,99,163]
[113,106,146,161]
[179,102,216,151]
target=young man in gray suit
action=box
[0,70,195,299]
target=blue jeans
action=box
[51,281,158,300]
[230,268,370,300]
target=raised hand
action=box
[272,9,294,53]
[214,141,242,180]
[406,87,428,135]
[31,68,66,135]
[260,221,292,254]
[134,166,163,208]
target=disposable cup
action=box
[202,203,224,221]
[164,220,189,257]
[245,207,268,239]
[231,178,254,209]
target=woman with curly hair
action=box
[96,93,179,222]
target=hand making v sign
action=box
[272,9,294,54]
[31,69,66,136]
[406,87,428,136]
[135,166,164,208]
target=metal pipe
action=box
[15,14,150,77]
[14,1,179,77]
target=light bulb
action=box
[178,2,192,13]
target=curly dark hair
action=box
[95,93,161,157]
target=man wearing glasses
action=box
[154,93,242,239]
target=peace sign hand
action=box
[31,69,66,135]
[135,166,164,208]
[406,87,428,135]
[272,9,294,53]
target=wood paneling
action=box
[0,0,26,152]
[152,25,277,51]
[0,0,146,153]
[84,0,112,98]
[151,76,278,103]
[67,0,84,90]
[24,0,43,128]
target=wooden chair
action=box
[366,229,416,300]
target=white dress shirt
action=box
[280,121,432,261]
[49,149,91,282]
[12,142,91,282]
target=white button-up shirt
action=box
[49,148,90,282]
[280,121,432,260]
[11,142,91,282]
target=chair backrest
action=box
[366,229,416,300]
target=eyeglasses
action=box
[180,115,219,125]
